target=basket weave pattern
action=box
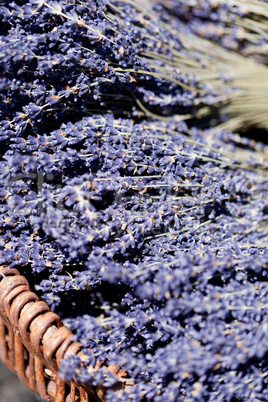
[0,266,126,401]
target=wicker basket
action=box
[0,266,127,401]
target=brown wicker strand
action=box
[34,355,50,400]
[0,317,9,368]
[14,331,32,390]
[27,351,36,391]
[55,376,66,402]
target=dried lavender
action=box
[0,0,268,136]
[150,0,268,131]
[154,0,268,64]
[1,112,268,400]
[1,0,268,401]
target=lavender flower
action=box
[0,0,268,400]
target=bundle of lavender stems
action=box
[155,0,268,62]
[0,0,268,401]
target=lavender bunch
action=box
[150,0,268,131]
[154,0,268,64]
[1,112,268,400]
[1,0,268,400]
[0,0,268,135]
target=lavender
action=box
[0,0,268,400]
[155,0,268,64]
[1,111,268,400]
[0,0,268,137]
[151,0,268,131]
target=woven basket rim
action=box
[0,265,128,401]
